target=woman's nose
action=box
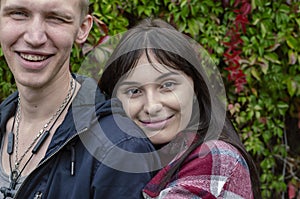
[144,103,163,115]
[143,93,163,115]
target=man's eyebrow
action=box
[2,5,28,12]
[2,5,74,20]
[47,10,74,20]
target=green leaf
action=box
[180,5,189,18]
[277,101,289,110]
[279,4,290,13]
[286,78,297,96]
[144,8,152,16]
[137,5,144,16]
[260,22,267,38]
[288,50,297,65]
[177,21,186,32]
[251,67,261,81]
[180,0,188,8]
[251,0,256,10]
[286,36,300,51]
[264,52,281,64]
[187,18,199,37]
[257,57,269,74]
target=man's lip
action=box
[19,53,49,62]
[16,51,53,70]
[17,51,53,59]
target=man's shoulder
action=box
[0,92,18,121]
[0,92,18,108]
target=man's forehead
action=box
[2,1,84,16]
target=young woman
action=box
[99,18,261,199]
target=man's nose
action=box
[24,18,47,47]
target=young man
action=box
[0,0,159,198]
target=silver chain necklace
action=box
[13,77,75,174]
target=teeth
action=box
[20,53,48,61]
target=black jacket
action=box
[0,76,160,199]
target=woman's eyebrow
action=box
[155,72,180,81]
[119,72,180,86]
[118,81,139,86]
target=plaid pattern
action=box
[143,140,253,199]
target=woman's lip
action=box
[139,115,174,130]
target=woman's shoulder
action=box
[200,139,240,151]
[184,140,250,174]
[195,140,246,162]
[183,140,249,174]
[143,139,253,198]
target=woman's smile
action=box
[139,115,175,130]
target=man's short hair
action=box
[80,0,90,18]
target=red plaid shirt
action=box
[143,140,253,199]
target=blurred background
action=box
[0,0,299,198]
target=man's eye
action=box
[10,11,28,19]
[48,16,67,23]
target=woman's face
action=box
[116,53,195,144]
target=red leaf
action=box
[92,16,108,35]
[233,0,241,8]
[288,182,296,199]
[235,15,249,32]
[223,0,251,93]
[241,3,251,15]
[233,9,241,13]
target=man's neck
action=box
[17,74,74,123]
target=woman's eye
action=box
[161,82,175,90]
[126,88,141,97]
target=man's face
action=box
[0,0,90,89]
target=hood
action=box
[71,75,126,132]
[0,75,126,143]
[0,92,18,135]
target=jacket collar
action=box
[0,92,18,135]
[0,75,108,151]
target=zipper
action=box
[33,191,42,199]
[13,127,88,198]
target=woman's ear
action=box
[75,15,93,44]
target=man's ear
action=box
[75,15,93,44]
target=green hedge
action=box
[1,0,299,198]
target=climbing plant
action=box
[0,0,299,198]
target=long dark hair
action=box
[99,18,261,198]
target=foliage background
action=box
[0,0,299,198]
